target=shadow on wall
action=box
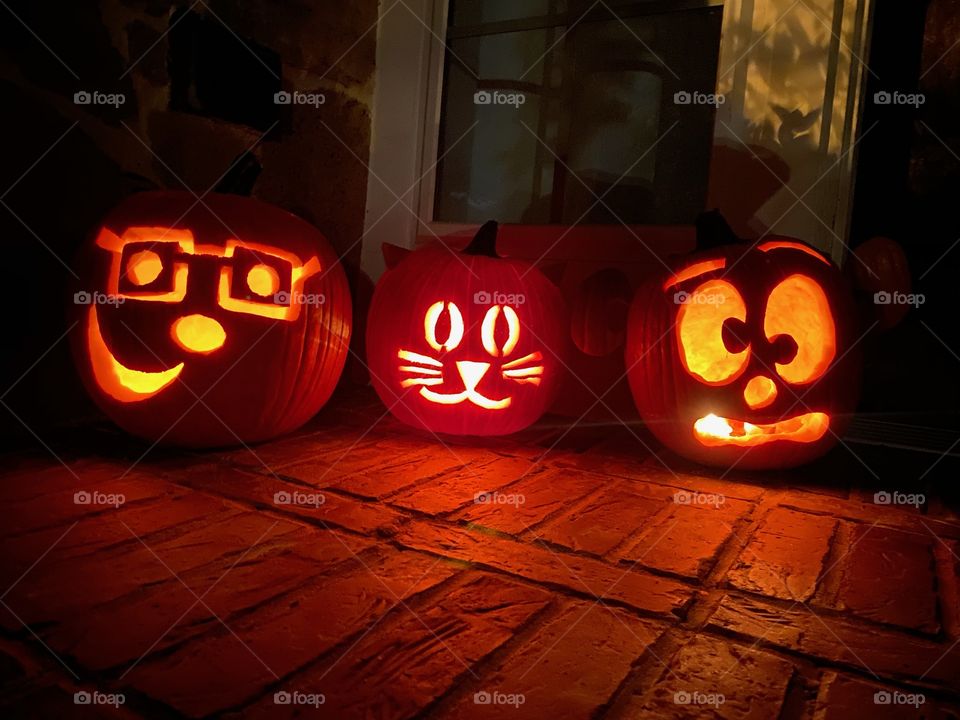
[709,0,866,249]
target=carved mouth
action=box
[87,305,183,402]
[693,412,829,446]
[418,386,512,410]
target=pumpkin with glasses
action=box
[366,222,567,436]
[626,236,861,469]
[69,191,351,446]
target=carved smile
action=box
[87,305,183,402]
[418,386,511,410]
[693,412,829,446]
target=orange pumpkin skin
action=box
[626,239,861,469]
[366,223,566,436]
[69,191,352,447]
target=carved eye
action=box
[765,275,836,384]
[126,249,163,285]
[424,301,464,351]
[677,279,750,385]
[481,305,520,357]
[246,263,281,297]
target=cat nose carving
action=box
[456,361,490,391]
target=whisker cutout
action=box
[398,349,443,367]
[502,352,542,370]
[398,366,442,375]
[503,366,544,378]
[401,377,444,388]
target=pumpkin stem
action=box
[463,221,500,257]
[696,209,741,251]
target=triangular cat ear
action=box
[382,242,412,269]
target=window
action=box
[430,0,725,225]
[362,0,874,278]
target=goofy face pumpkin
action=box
[626,239,861,469]
[366,223,567,436]
[69,192,351,447]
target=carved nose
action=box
[171,314,226,354]
[456,361,490,391]
[744,375,777,409]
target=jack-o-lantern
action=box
[626,238,861,469]
[69,191,351,447]
[366,222,566,436]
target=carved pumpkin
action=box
[69,191,351,446]
[366,222,566,436]
[626,238,861,469]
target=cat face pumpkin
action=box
[366,224,567,436]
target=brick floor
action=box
[1,388,959,718]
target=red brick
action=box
[3,511,301,629]
[728,508,836,601]
[43,528,372,671]
[245,573,552,719]
[329,448,473,499]
[171,462,406,535]
[0,685,138,720]
[279,436,452,487]
[216,427,368,469]
[539,483,665,556]
[395,520,691,617]
[442,600,663,719]
[619,499,750,578]
[837,524,939,633]
[1,472,176,539]
[452,469,607,535]
[391,455,537,515]
[814,672,960,719]
[611,634,794,719]
[934,538,960,638]
[779,492,960,541]
[707,593,960,688]
[0,458,109,502]
[125,548,457,717]
[0,490,227,589]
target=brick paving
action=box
[1,389,959,718]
